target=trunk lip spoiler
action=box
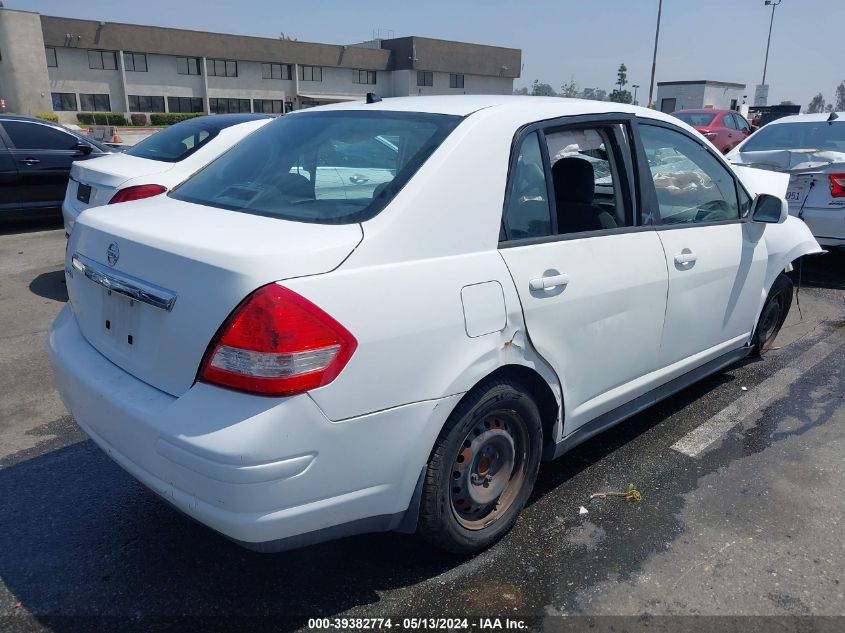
[69,252,178,312]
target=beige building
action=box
[0,8,521,122]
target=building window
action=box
[208,59,238,77]
[51,92,77,111]
[79,93,111,111]
[87,50,117,70]
[128,95,165,112]
[45,47,57,68]
[209,97,251,114]
[262,63,292,80]
[417,71,433,87]
[176,57,202,76]
[353,70,377,85]
[253,99,284,114]
[299,65,322,82]
[168,96,204,113]
[449,73,464,89]
[123,52,148,72]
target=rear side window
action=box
[127,120,223,162]
[171,111,461,224]
[2,121,78,150]
[502,131,552,240]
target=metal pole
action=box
[633,84,640,105]
[761,1,780,86]
[647,0,663,109]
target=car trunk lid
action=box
[65,196,363,396]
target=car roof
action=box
[288,94,681,126]
[672,109,728,115]
[764,112,845,126]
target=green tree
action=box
[513,86,529,96]
[530,80,557,97]
[616,63,628,90]
[609,63,632,103]
[560,76,579,98]
[835,81,845,112]
[806,93,826,113]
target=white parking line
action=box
[671,327,845,458]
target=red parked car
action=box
[671,109,753,154]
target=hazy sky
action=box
[13,0,845,107]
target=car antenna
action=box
[828,111,839,124]
[366,92,382,104]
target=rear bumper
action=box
[49,305,460,550]
[791,205,845,246]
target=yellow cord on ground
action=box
[589,484,642,502]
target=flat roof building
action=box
[656,80,747,114]
[0,8,521,122]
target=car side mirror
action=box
[751,193,788,224]
[74,141,94,155]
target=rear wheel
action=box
[752,273,793,355]
[418,378,543,553]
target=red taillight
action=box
[829,173,845,198]
[109,184,167,204]
[199,284,357,397]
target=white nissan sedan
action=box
[49,96,822,553]
[62,113,273,234]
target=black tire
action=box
[752,272,793,356]
[418,378,543,553]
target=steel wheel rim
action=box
[449,410,528,530]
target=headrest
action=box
[552,157,595,204]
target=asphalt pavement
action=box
[1,220,844,632]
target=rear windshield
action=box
[673,112,717,127]
[740,121,845,153]
[170,111,462,224]
[126,119,228,162]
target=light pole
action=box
[632,84,640,105]
[647,0,663,109]
[761,0,781,87]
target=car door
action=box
[0,120,87,208]
[0,133,21,211]
[498,116,669,431]
[636,120,767,372]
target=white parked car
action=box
[727,112,845,248]
[61,113,273,234]
[49,96,822,553]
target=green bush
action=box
[35,112,59,122]
[130,113,148,126]
[149,112,205,126]
[76,112,128,126]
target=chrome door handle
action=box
[674,251,698,265]
[529,273,570,291]
[20,158,40,166]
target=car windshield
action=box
[673,112,717,127]
[741,120,845,153]
[170,111,462,224]
[126,117,243,162]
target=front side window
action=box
[2,121,78,150]
[176,57,202,75]
[79,93,111,111]
[417,71,433,87]
[88,50,117,70]
[639,123,740,225]
[51,92,77,111]
[299,65,322,82]
[171,111,461,224]
[722,114,738,130]
[123,52,148,72]
[45,47,57,67]
[449,74,464,89]
[129,95,165,112]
